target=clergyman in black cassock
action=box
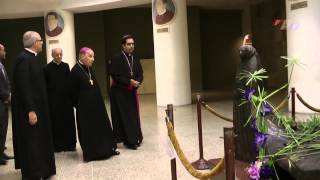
[110,35,143,150]
[233,35,263,163]
[11,31,56,179]
[44,48,76,152]
[68,47,119,162]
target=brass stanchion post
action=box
[291,87,297,129]
[191,94,213,170]
[224,127,235,180]
[167,104,177,180]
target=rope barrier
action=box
[166,120,225,179]
[273,95,289,112]
[296,93,320,112]
[200,101,233,122]
[200,95,288,122]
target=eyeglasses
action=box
[36,39,43,43]
[126,43,134,46]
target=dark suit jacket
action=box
[0,61,10,103]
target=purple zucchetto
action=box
[79,47,92,54]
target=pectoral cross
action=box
[89,80,94,86]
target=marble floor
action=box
[0,92,301,180]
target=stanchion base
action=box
[191,158,214,170]
[209,158,250,180]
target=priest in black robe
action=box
[11,31,56,179]
[68,47,119,162]
[44,48,76,152]
[110,35,143,150]
[233,35,263,163]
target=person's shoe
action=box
[112,150,120,155]
[3,153,14,160]
[0,158,7,165]
[125,144,138,150]
[137,141,142,147]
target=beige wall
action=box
[138,59,156,94]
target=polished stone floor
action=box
[0,92,298,180]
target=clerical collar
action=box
[25,48,37,56]
[123,51,132,57]
[78,60,85,65]
[52,60,61,65]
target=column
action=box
[286,0,320,113]
[152,0,191,106]
[44,9,76,68]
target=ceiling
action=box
[0,0,263,19]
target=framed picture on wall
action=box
[45,11,64,37]
[152,0,176,25]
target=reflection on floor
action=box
[0,92,298,180]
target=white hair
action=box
[23,31,39,48]
[51,47,62,54]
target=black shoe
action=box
[0,158,7,165]
[112,150,120,155]
[3,153,14,160]
[125,144,138,150]
[22,176,41,180]
[137,141,142,147]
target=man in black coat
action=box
[44,48,76,152]
[0,43,13,165]
[110,35,143,150]
[11,31,56,179]
[68,47,119,162]
[233,34,263,163]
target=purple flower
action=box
[255,132,269,148]
[244,88,256,101]
[260,102,272,116]
[260,164,273,178]
[250,117,258,132]
[247,162,261,180]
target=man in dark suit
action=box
[44,48,76,152]
[0,43,13,165]
[11,31,56,179]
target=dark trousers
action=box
[0,102,8,158]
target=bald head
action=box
[0,44,6,60]
[23,31,43,53]
[51,48,63,64]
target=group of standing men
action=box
[0,31,144,180]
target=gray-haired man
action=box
[11,31,56,180]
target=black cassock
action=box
[233,45,263,163]
[44,61,76,152]
[11,49,56,178]
[110,52,143,146]
[68,62,117,162]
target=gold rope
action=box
[273,95,289,112]
[166,121,225,179]
[200,102,233,122]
